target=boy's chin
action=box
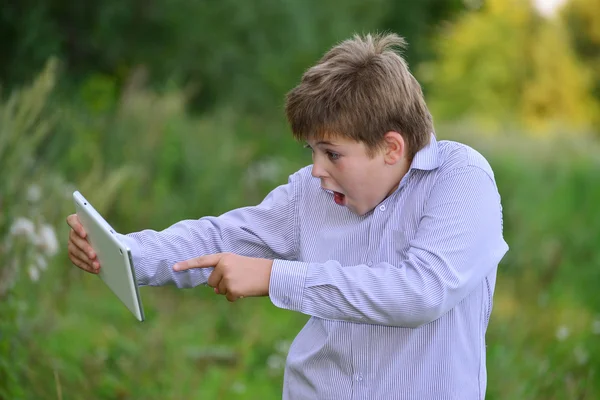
[332,194,375,216]
[348,197,388,215]
[346,202,371,216]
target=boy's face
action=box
[306,133,408,216]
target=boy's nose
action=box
[311,162,327,178]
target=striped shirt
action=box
[120,134,509,400]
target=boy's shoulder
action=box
[436,138,496,180]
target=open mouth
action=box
[321,185,347,206]
[333,191,346,206]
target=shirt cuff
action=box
[269,260,309,312]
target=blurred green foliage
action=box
[427,0,600,133]
[1,0,599,399]
[0,0,462,114]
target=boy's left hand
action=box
[173,253,273,302]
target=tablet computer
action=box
[73,191,145,322]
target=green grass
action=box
[10,269,309,400]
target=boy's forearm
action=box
[269,250,504,328]
[118,219,223,288]
[118,177,299,288]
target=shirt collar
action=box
[409,132,439,171]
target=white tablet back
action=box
[73,191,145,321]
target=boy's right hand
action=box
[66,214,100,274]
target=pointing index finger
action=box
[173,253,222,271]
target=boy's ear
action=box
[382,131,406,164]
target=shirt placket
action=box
[351,195,392,398]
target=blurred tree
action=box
[0,1,62,85]
[424,0,531,128]
[521,18,596,133]
[425,0,598,134]
[379,0,466,74]
[0,0,467,115]
[0,0,386,112]
[562,0,600,126]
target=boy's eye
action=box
[326,151,340,161]
[304,144,339,161]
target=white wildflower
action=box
[275,340,291,354]
[9,217,35,239]
[26,184,42,203]
[28,265,40,282]
[247,158,281,184]
[36,254,48,271]
[63,182,76,199]
[555,325,570,341]
[36,223,59,257]
[592,319,600,335]
[573,346,588,365]
[231,381,246,394]
[267,354,285,372]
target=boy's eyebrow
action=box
[316,140,338,146]
[303,140,340,148]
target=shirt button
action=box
[367,261,373,266]
[379,205,386,211]
[283,296,290,306]
[355,373,363,381]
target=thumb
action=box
[173,253,223,271]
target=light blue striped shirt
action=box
[120,134,509,399]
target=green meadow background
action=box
[1,0,600,399]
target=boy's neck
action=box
[385,157,411,198]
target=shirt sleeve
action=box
[118,173,299,288]
[268,165,509,328]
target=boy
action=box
[67,33,508,399]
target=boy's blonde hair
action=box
[285,33,433,160]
